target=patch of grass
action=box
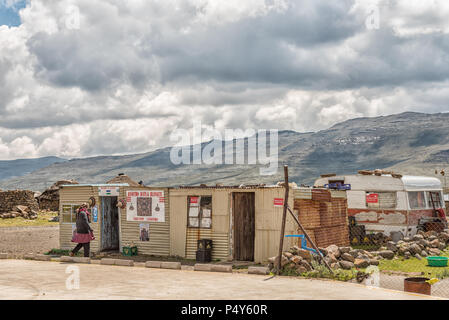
[280,260,358,282]
[0,211,59,227]
[379,250,449,279]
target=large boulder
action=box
[386,241,398,252]
[341,252,355,263]
[412,234,424,241]
[268,255,289,267]
[290,246,301,255]
[326,245,341,259]
[369,259,379,266]
[283,252,293,259]
[325,254,338,264]
[408,243,421,255]
[354,259,370,268]
[378,250,395,259]
[398,247,408,256]
[419,239,430,248]
[296,266,308,274]
[430,239,440,248]
[339,260,354,270]
[349,250,359,258]
[438,232,449,243]
[339,247,351,254]
[300,260,313,271]
[290,255,302,265]
[429,248,441,256]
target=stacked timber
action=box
[293,188,349,248]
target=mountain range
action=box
[1,111,449,192]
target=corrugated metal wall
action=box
[170,189,230,261]
[120,187,170,256]
[253,188,296,263]
[59,186,101,252]
[170,187,297,263]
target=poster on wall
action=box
[366,193,379,203]
[139,223,150,241]
[126,190,165,222]
[274,198,284,207]
[92,206,98,223]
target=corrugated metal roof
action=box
[176,184,282,189]
[60,184,129,187]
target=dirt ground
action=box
[0,259,440,300]
[0,226,59,258]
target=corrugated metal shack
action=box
[59,180,349,263]
[169,185,298,263]
[59,183,170,256]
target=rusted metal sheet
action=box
[348,209,408,224]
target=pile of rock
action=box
[384,230,449,260]
[0,205,38,220]
[321,244,392,270]
[268,230,449,274]
[268,246,316,274]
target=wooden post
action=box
[276,165,289,275]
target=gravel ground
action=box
[0,226,59,258]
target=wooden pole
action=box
[276,165,289,275]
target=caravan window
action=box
[366,192,397,209]
[426,191,444,209]
[187,196,212,229]
[408,191,426,209]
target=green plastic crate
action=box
[427,256,448,267]
[122,246,138,256]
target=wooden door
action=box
[233,192,255,261]
[101,196,119,251]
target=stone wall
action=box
[0,190,39,213]
[38,198,59,211]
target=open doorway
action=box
[232,192,255,261]
[101,196,119,251]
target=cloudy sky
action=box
[0,0,449,160]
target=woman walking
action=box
[70,203,94,257]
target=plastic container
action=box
[404,277,431,295]
[427,256,448,267]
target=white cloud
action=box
[0,0,449,160]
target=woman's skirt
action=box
[72,232,93,244]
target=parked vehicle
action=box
[314,171,447,239]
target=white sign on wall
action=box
[98,186,120,196]
[126,190,165,222]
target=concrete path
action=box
[0,260,441,300]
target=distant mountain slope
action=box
[1,112,449,191]
[0,156,65,183]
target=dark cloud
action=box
[0,0,449,159]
